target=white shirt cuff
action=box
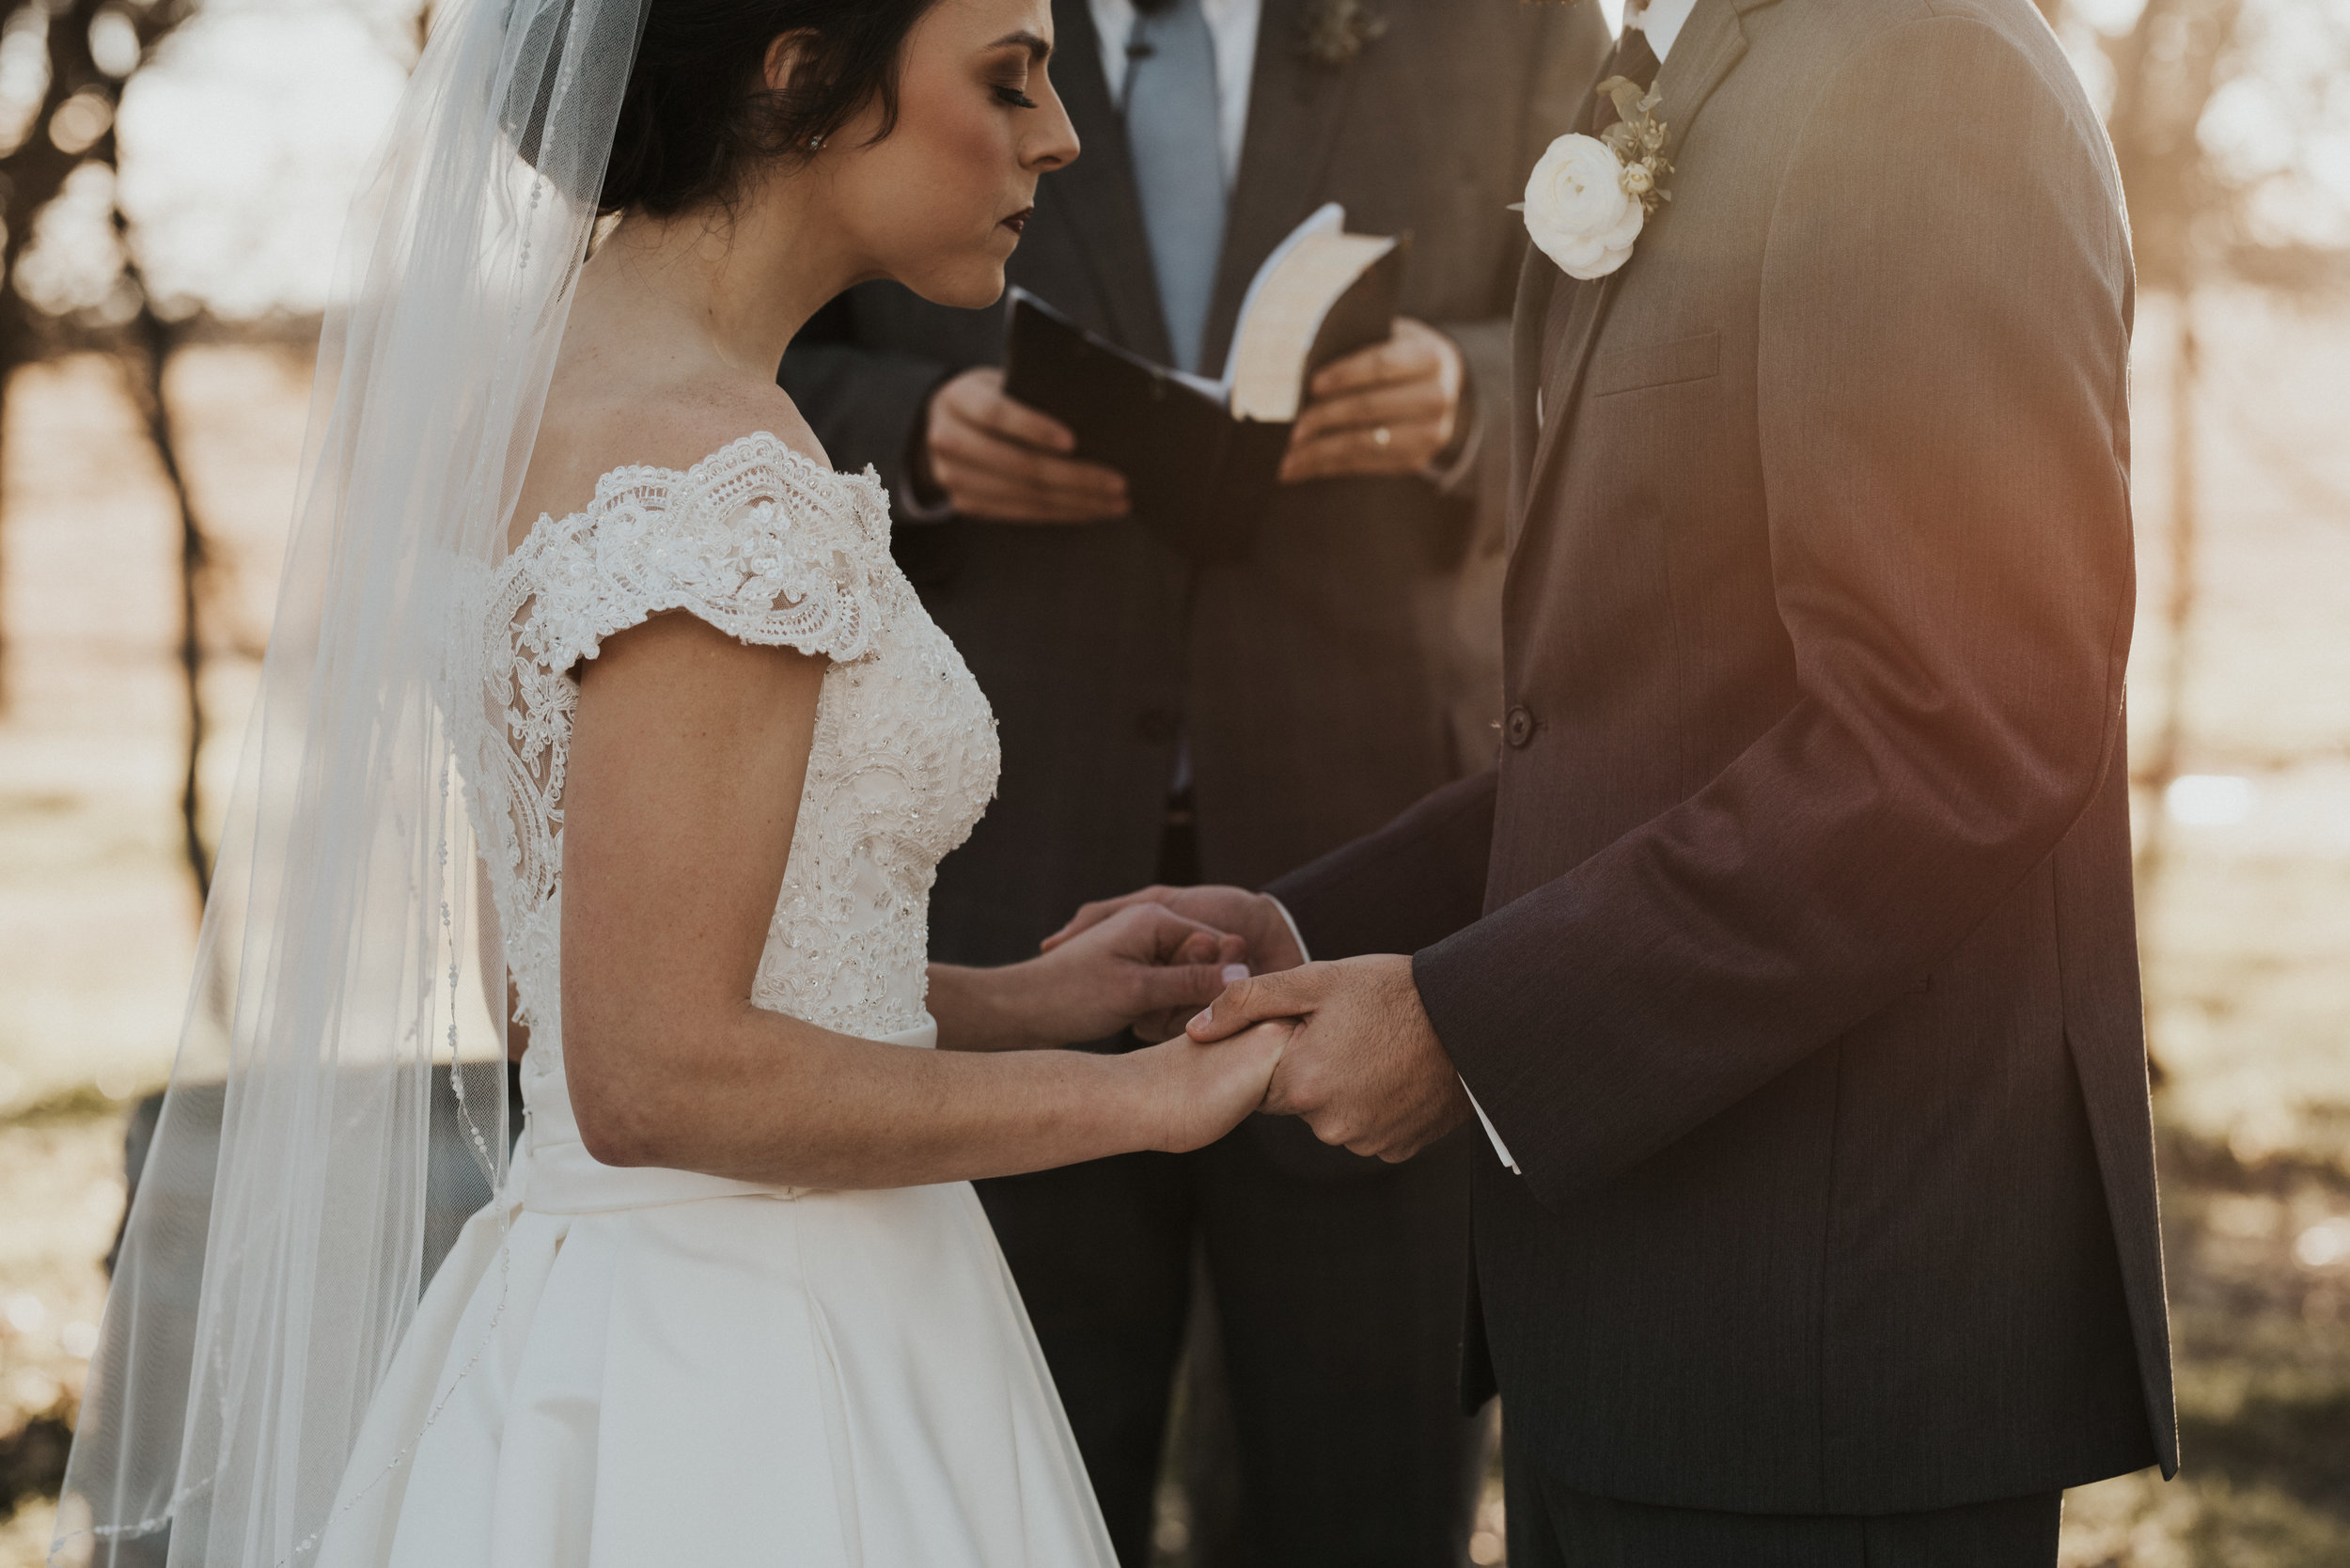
[1261,896,1520,1176]
[1263,894,1313,968]
[1464,1084,1520,1175]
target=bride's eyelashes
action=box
[992,83,1040,110]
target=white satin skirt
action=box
[315,1020,1115,1568]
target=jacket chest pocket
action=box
[1590,330,1721,399]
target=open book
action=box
[1001,204,1408,561]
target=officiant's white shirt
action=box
[1089,0,1261,183]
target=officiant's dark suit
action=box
[1259,0,2176,1559]
[780,1,1608,1560]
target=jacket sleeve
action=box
[1268,770,1496,960]
[1413,19,2138,1208]
[778,291,957,509]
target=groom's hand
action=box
[1186,955,1469,1162]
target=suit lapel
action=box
[1519,272,1625,535]
[1505,55,1613,551]
[1047,0,1174,364]
[1196,0,1364,376]
[1519,0,1757,520]
[1506,241,1559,552]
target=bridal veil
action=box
[56,0,646,1560]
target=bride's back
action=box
[511,254,824,546]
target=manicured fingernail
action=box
[1221,964,1249,984]
[1191,1007,1212,1030]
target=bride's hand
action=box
[1041,886,1306,1042]
[1128,1021,1291,1153]
[1002,902,1246,1048]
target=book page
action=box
[1219,203,1344,384]
[1227,230,1400,422]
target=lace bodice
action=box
[455,432,997,1093]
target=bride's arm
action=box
[559,609,1283,1189]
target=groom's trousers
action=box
[1504,1441,2061,1568]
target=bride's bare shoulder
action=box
[516,375,828,531]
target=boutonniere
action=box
[1298,0,1386,68]
[1512,76,1674,280]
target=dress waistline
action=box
[511,1016,938,1215]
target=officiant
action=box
[781,1,1605,1560]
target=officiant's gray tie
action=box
[1123,0,1227,374]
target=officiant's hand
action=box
[1278,318,1465,483]
[918,368,1131,523]
[1041,885,1307,1040]
[1185,955,1469,1162]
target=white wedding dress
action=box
[314,432,1116,1568]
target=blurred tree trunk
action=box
[0,0,118,710]
[2133,294,2198,895]
[2092,0,2242,1076]
[0,0,201,874]
[118,261,211,902]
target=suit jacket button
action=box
[1136,709,1182,745]
[1504,705,1536,748]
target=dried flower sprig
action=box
[1593,75,1674,214]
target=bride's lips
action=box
[1000,206,1034,236]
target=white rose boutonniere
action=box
[1513,77,1675,281]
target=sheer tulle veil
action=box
[55,0,646,1560]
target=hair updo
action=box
[599,0,944,216]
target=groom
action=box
[1086,0,2178,1557]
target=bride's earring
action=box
[807,133,825,150]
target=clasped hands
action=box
[1042,885,1471,1163]
[916,320,1467,523]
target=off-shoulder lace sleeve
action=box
[522,431,892,676]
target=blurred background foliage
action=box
[0,0,2344,1564]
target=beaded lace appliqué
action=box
[455,433,998,1080]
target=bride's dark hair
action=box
[600,0,944,216]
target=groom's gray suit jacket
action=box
[1272,0,2176,1516]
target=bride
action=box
[58,0,1286,1564]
